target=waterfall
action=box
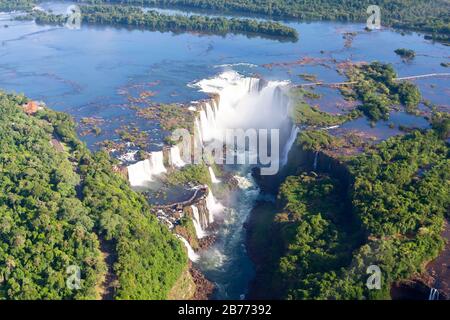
[150,151,167,175]
[170,146,186,168]
[429,288,440,300]
[209,166,221,184]
[191,205,207,239]
[157,210,175,230]
[195,118,204,147]
[127,159,153,188]
[206,188,224,224]
[281,126,300,166]
[199,108,212,142]
[194,71,290,144]
[313,151,319,171]
[205,102,217,129]
[127,151,167,187]
[176,235,200,262]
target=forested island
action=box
[340,62,422,120]
[2,0,449,43]
[68,0,450,43]
[395,48,417,60]
[0,92,188,299]
[0,0,34,11]
[16,4,299,41]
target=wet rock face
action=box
[198,235,217,250]
[191,266,215,300]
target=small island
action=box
[395,48,416,60]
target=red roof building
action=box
[23,101,39,115]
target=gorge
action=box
[120,70,296,299]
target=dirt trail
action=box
[97,238,117,300]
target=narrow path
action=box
[97,238,117,300]
[296,73,450,88]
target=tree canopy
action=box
[0,92,187,299]
[255,130,450,299]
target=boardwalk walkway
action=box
[296,73,450,88]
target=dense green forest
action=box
[19,4,298,41]
[253,130,450,299]
[0,92,186,299]
[0,0,34,11]
[70,0,450,42]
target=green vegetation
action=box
[20,4,298,41]
[431,112,450,140]
[341,62,422,120]
[3,0,450,42]
[298,73,317,82]
[274,174,360,299]
[174,215,199,250]
[80,152,186,299]
[116,126,149,149]
[397,82,421,112]
[290,88,360,127]
[72,0,450,43]
[165,164,211,187]
[394,48,416,60]
[0,92,104,299]
[0,91,187,299]
[137,104,196,134]
[296,130,339,152]
[0,0,34,11]
[167,267,196,300]
[254,130,449,299]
